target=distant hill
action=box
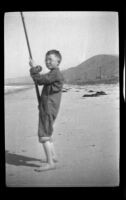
[5,54,119,86]
[62,54,119,85]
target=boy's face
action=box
[45,54,60,70]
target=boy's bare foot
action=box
[34,163,56,172]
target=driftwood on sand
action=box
[83,91,107,97]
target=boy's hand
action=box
[29,65,42,75]
[29,58,36,68]
[29,68,36,76]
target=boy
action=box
[29,50,64,172]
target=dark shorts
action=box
[38,93,60,138]
[38,108,56,138]
[38,114,53,137]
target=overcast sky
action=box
[4,11,119,79]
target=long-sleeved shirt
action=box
[32,67,64,95]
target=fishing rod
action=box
[20,12,40,103]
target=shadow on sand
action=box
[5,150,42,168]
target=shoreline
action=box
[4,85,34,95]
[4,82,119,95]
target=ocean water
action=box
[4,85,32,94]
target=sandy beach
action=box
[5,84,119,187]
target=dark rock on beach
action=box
[96,91,107,95]
[62,89,68,93]
[62,88,71,93]
[83,91,107,97]
[88,90,94,93]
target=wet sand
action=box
[5,84,119,187]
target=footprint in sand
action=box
[21,149,27,152]
[90,144,96,147]
[9,173,14,176]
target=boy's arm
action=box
[30,70,60,85]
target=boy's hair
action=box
[46,50,62,63]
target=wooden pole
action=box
[20,12,40,103]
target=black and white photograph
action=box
[4,11,120,187]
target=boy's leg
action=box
[43,141,54,165]
[40,137,58,163]
[35,137,56,171]
[50,137,58,162]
